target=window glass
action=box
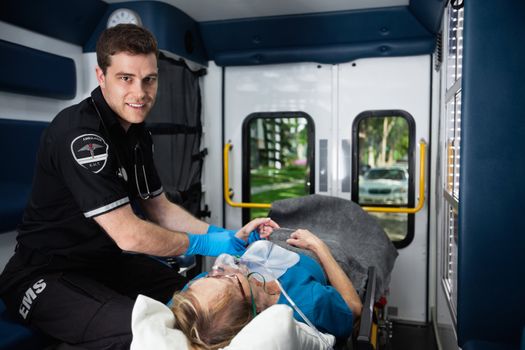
[243,113,314,220]
[443,202,458,318]
[352,112,415,245]
[446,5,458,90]
[445,92,461,200]
[440,3,463,320]
[446,5,464,89]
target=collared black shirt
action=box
[14,87,163,261]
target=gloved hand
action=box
[186,231,247,257]
[207,223,267,244]
[207,224,235,235]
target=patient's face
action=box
[188,276,228,306]
[188,273,250,307]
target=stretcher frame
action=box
[355,266,379,350]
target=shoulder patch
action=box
[70,134,109,173]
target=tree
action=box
[359,116,409,168]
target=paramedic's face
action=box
[96,52,158,131]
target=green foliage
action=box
[250,183,308,219]
[247,116,311,219]
[358,116,409,166]
[249,117,309,168]
[249,165,310,219]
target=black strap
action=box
[158,52,207,77]
[192,148,208,161]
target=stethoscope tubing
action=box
[90,97,153,200]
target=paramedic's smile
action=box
[96,51,158,131]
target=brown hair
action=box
[96,24,159,74]
[170,289,254,350]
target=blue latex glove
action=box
[225,229,262,244]
[207,225,235,235]
[209,224,263,245]
[186,232,247,257]
[207,225,229,233]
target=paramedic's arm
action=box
[94,203,246,257]
[94,204,190,256]
[287,229,362,317]
[140,193,209,234]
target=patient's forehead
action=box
[188,277,230,306]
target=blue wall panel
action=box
[0,40,76,99]
[84,1,209,66]
[199,6,436,66]
[458,0,525,347]
[0,0,107,46]
[0,0,444,67]
[409,0,445,34]
[0,119,49,233]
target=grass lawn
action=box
[249,183,308,219]
[248,165,310,219]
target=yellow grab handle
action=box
[223,140,427,214]
[223,143,271,209]
[362,140,426,214]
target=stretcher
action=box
[0,265,383,350]
[129,264,382,350]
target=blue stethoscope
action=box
[91,97,153,200]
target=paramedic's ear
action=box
[95,66,106,87]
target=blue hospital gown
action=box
[277,254,353,339]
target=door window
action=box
[352,110,416,247]
[242,112,315,221]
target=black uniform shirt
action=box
[16,87,163,261]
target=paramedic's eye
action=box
[144,76,157,84]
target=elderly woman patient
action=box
[169,218,362,350]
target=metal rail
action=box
[223,140,427,214]
[223,143,271,209]
[362,140,426,214]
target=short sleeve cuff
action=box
[149,186,163,198]
[84,197,130,218]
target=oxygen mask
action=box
[240,240,299,282]
[210,253,249,277]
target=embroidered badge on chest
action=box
[71,134,109,173]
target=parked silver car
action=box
[359,167,408,205]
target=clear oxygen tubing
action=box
[238,256,335,350]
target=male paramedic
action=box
[0,24,249,349]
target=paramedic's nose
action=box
[131,80,147,101]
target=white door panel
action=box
[222,56,430,323]
[338,55,430,322]
[224,63,334,229]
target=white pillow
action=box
[223,304,334,350]
[131,294,189,350]
[130,295,335,350]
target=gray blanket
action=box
[268,194,398,300]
